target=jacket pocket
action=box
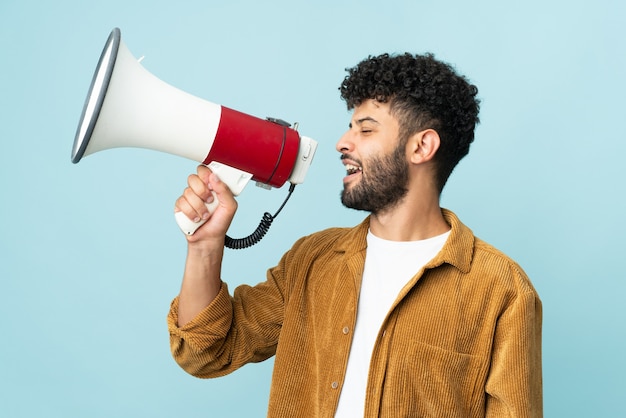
[381,340,486,417]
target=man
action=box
[168,53,543,417]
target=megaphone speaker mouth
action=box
[71,28,121,164]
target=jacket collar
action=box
[433,209,474,274]
[332,208,474,274]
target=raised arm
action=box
[174,164,238,327]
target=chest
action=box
[274,249,502,417]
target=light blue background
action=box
[1,0,624,416]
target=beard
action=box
[340,141,409,214]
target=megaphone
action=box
[71,28,317,247]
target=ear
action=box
[408,129,440,164]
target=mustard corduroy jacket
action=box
[168,209,543,417]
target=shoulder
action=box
[273,219,369,273]
[289,224,360,256]
[471,237,538,297]
[291,217,369,253]
[442,209,538,297]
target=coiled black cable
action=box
[224,183,296,249]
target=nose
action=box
[336,130,354,153]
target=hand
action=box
[174,165,238,244]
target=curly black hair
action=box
[339,52,480,192]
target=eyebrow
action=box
[349,116,380,128]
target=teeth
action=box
[346,164,362,175]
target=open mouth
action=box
[345,164,362,176]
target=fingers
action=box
[175,189,211,223]
[206,171,238,217]
[174,165,238,224]
[196,164,213,186]
[187,172,213,203]
[175,166,215,222]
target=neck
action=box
[369,189,449,242]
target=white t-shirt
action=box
[334,229,450,417]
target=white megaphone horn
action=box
[71,28,317,248]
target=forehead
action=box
[351,99,396,125]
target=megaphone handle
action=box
[174,192,219,235]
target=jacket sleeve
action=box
[485,280,543,417]
[167,260,288,378]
